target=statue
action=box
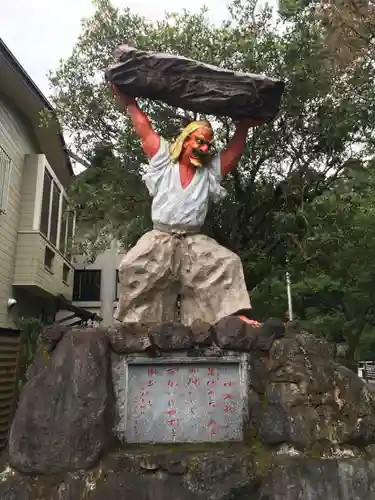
[111,85,264,326]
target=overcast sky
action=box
[1,0,230,98]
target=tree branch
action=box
[66,149,91,170]
[332,5,375,47]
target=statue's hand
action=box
[111,84,137,108]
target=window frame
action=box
[44,246,55,273]
[73,269,102,302]
[115,269,120,301]
[38,162,75,255]
[0,145,12,214]
[62,263,70,284]
[60,196,76,258]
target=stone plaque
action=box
[125,360,245,443]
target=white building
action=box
[0,38,75,329]
[56,240,125,327]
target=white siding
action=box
[0,97,36,327]
[13,231,73,299]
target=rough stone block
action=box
[9,328,114,474]
[107,323,152,353]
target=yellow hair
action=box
[169,120,212,163]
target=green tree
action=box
[279,0,375,63]
[253,161,375,362]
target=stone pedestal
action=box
[4,318,375,499]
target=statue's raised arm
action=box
[220,118,265,177]
[112,84,160,159]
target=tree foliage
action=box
[280,0,375,62]
[49,0,375,359]
[253,161,375,360]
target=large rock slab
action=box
[184,451,256,499]
[150,322,192,350]
[214,316,257,351]
[249,333,375,449]
[9,327,114,474]
[26,325,71,380]
[0,448,257,500]
[189,320,214,346]
[1,450,375,499]
[258,457,375,500]
[107,323,153,353]
[214,317,285,352]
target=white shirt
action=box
[142,138,227,227]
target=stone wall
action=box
[2,449,375,500]
[2,317,375,499]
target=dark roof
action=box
[0,37,74,177]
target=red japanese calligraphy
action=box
[224,404,234,413]
[223,393,233,401]
[224,380,232,387]
[168,380,178,388]
[206,380,216,386]
[168,419,178,426]
[166,409,177,416]
[191,378,200,386]
[208,368,216,377]
[166,367,179,375]
[148,367,156,376]
[139,390,148,399]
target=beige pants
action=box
[114,227,251,326]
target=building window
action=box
[115,270,120,301]
[50,182,61,247]
[44,246,55,271]
[39,167,74,253]
[73,270,101,301]
[62,264,70,284]
[40,170,52,237]
[0,146,12,214]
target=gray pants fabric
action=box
[114,226,251,326]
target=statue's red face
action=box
[181,126,214,167]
